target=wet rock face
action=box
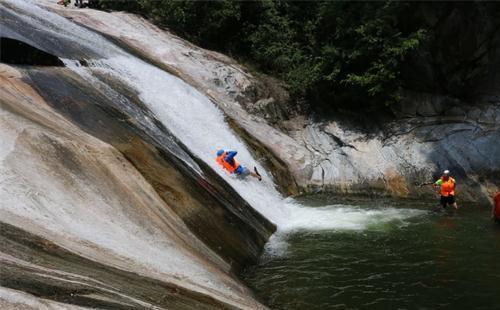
[25,66,274,270]
[0,2,276,306]
[1,0,274,271]
[0,64,269,309]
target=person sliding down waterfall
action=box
[216,149,262,181]
[433,170,458,210]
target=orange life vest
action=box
[439,177,455,197]
[494,193,500,219]
[216,152,239,173]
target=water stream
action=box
[59,38,424,235]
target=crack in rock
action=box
[322,131,359,151]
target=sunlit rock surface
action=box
[53,1,500,201]
[293,112,500,201]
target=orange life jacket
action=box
[439,177,455,197]
[494,193,500,219]
[216,152,239,173]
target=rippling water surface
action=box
[243,196,500,309]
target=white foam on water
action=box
[281,203,424,232]
[264,204,425,256]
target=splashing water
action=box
[264,203,425,256]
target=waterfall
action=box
[3,0,424,242]
[63,56,424,233]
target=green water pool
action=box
[243,196,500,309]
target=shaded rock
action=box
[445,106,466,117]
[481,107,499,124]
[467,107,482,121]
[416,98,442,117]
[0,37,64,66]
[401,2,500,101]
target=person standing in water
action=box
[433,170,458,209]
[492,191,500,224]
[216,149,262,181]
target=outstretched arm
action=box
[433,179,443,189]
[416,180,439,187]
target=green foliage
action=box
[99,1,430,112]
[302,2,428,109]
[135,0,242,50]
[98,0,142,12]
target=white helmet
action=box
[443,170,450,175]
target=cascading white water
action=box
[63,56,424,233]
[7,0,424,244]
